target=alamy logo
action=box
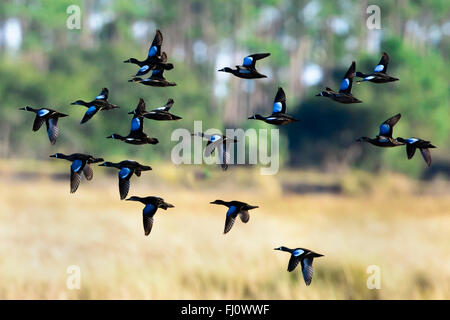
[366,5,381,30]
[66,5,81,30]
[366,265,381,289]
[66,265,81,290]
[171,121,280,175]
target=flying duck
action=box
[356,52,399,84]
[107,103,158,145]
[49,153,104,193]
[99,160,152,200]
[19,106,68,145]
[132,52,174,77]
[126,196,174,236]
[357,113,405,147]
[124,29,173,71]
[397,137,436,167]
[128,98,181,121]
[316,61,362,104]
[192,132,238,170]
[71,88,120,124]
[128,68,176,87]
[274,246,324,286]
[218,53,270,79]
[210,200,258,234]
[248,87,299,125]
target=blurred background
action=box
[0,0,449,299]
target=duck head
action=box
[49,153,65,159]
[124,58,139,64]
[71,100,88,106]
[218,67,233,73]
[125,196,143,202]
[107,134,124,140]
[98,161,113,167]
[274,246,291,252]
[356,137,370,143]
[316,91,331,97]
[19,106,34,111]
[210,199,226,205]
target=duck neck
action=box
[109,134,125,140]
[253,114,265,120]
[72,100,89,107]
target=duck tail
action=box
[160,202,174,209]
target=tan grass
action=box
[0,164,449,299]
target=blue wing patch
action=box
[243,56,253,66]
[95,95,105,100]
[406,138,419,144]
[86,106,97,115]
[374,64,384,72]
[227,206,237,217]
[119,167,131,179]
[148,45,157,57]
[210,134,221,142]
[273,102,282,113]
[131,117,140,132]
[143,203,156,216]
[38,109,49,117]
[71,159,83,173]
[379,123,390,135]
[139,65,149,73]
[293,249,304,257]
[340,78,350,91]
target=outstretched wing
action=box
[143,203,158,236]
[118,167,133,200]
[130,116,144,134]
[379,113,401,138]
[339,61,356,94]
[287,255,301,272]
[239,210,250,223]
[242,53,270,69]
[406,142,417,159]
[272,87,287,114]
[83,163,93,180]
[148,29,163,58]
[95,88,109,101]
[33,114,45,132]
[80,106,100,124]
[218,142,231,171]
[204,136,224,158]
[46,118,59,145]
[155,98,174,111]
[70,159,84,193]
[150,68,166,80]
[301,257,315,286]
[224,215,236,234]
[374,52,389,73]
[420,148,432,167]
[134,98,146,116]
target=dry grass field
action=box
[0,160,449,299]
